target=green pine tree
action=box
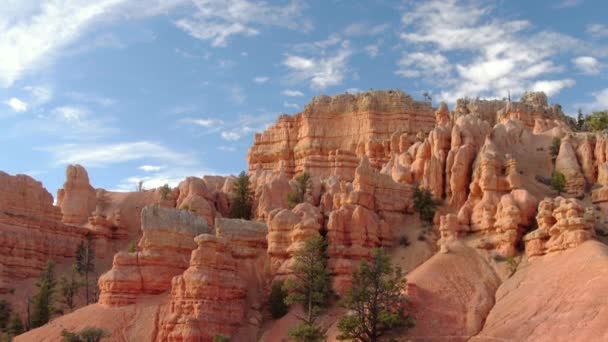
[413,186,436,225]
[59,266,83,312]
[75,235,95,305]
[337,248,414,342]
[284,235,332,342]
[229,171,253,220]
[287,172,311,209]
[551,171,566,195]
[31,261,57,328]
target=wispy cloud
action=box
[575,88,608,112]
[175,0,311,47]
[553,0,584,9]
[587,24,608,38]
[138,165,165,172]
[397,0,592,102]
[343,22,389,36]
[531,79,575,97]
[572,56,601,74]
[283,39,352,90]
[283,101,299,109]
[282,89,304,97]
[39,141,196,168]
[4,97,28,112]
[254,76,270,84]
[180,117,225,128]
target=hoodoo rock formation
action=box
[10,89,608,341]
[98,205,210,306]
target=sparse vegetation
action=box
[549,137,561,160]
[58,266,82,312]
[136,180,144,192]
[506,256,520,277]
[268,281,289,319]
[8,313,24,337]
[337,248,414,341]
[551,171,566,195]
[287,172,311,209]
[585,111,608,132]
[0,300,11,332]
[159,184,171,200]
[284,235,332,342]
[61,327,108,342]
[212,335,230,342]
[127,240,137,253]
[399,235,410,247]
[230,171,253,220]
[75,235,96,305]
[31,261,57,328]
[413,186,436,225]
[577,108,586,131]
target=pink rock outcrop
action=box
[248,90,435,178]
[57,164,97,225]
[176,177,217,227]
[523,197,595,257]
[98,205,210,306]
[159,234,247,341]
[0,171,87,291]
[555,136,586,197]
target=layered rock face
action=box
[98,205,210,306]
[159,234,247,341]
[176,177,217,228]
[0,171,86,290]
[524,197,595,257]
[248,90,435,179]
[57,164,97,225]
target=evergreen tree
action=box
[75,235,95,305]
[229,171,253,220]
[7,313,23,337]
[585,111,608,131]
[59,266,82,312]
[551,171,566,195]
[413,186,436,225]
[284,235,332,342]
[0,300,11,332]
[577,109,585,131]
[337,248,413,342]
[549,137,561,160]
[287,172,311,209]
[268,281,289,319]
[62,327,108,342]
[31,261,57,328]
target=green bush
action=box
[0,300,11,332]
[268,281,289,319]
[159,184,172,200]
[212,335,230,342]
[62,327,108,342]
[585,111,608,131]
[551,171,566,194]
[287,172,311,209]
[549,137,561,159]
[413,186,436,225]
[127,241,137,253]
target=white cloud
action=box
[576,88,608,112]
[23,85,53,104]
[221,131,242,141]
[227,85,246,104]
[345,88,361,94]
[0,0,191,87]
[218,146,236,152]
[53,106,88,122]
[365,44,380,58]
[39,141,196,167]
[531,79,575,97]
[180,117,224,128]
[138,165,164,172]
[175,0,311,47]
[283,102,299,109]
[398,0,587,103]
[283,41,352,90]
[572,56,601,74]
[344,22,389,36]
[396,52,451,78]
[282,89,304,97]
[113,165,225,192]
[587,24,608,38]
[254,76,270,84]
[5,97,28,112]
[554,0,584,8]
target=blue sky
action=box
[1,0,607,196]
